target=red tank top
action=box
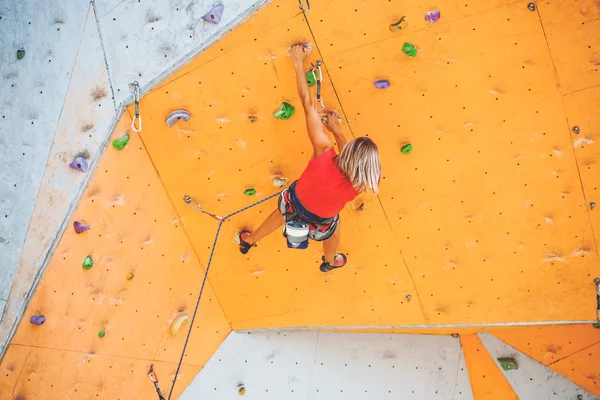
[295,149,358,218]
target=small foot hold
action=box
[374,79,390,89]
[98,329,106,338]
[166,110,191,127]
[497,357,518,371]
[527,2,536,11]
[273,102,295,120]
[401,143,413,154]
[82,255,94,270]
[112,133,130,150]
[70,156,88,172]
[17,48,25,60]
[237,231,256,255]
[320,254,347,272]
[29,315,46,325]
[238,383,246,395]
[203,4,224,24]
[389,16,407,32]
[402,43,417,57]
[424,10,441,24]
[272,177,289,188]
[244,188,256,196]
[73,221,90,234]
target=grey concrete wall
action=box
[0,0,269,358]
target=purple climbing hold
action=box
[73,221,90,234]
[374,79,390,89]
[202,4,224,24]
[30,315,46,325]
[165,110,191,127]
[69,156,87,172]
[425,10,441,24]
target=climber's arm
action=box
[291,44,332,157]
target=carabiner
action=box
[183,195,224,221]
[299,0,310,12]
[314,60,325,112]
[130,81,142,132]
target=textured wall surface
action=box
[0,0,266,358]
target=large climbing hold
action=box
[402,43,417,57]
[166,110,191,127]
[497,357,518,371]
[389,16,407,32]
[29,315,46,325]
[73,221,90,234]
[203,4,224,24]
[170,312,189,337]
[112,133,130,150]
[82,255,94,270]
[425,10,441,24]
[273,102,295,120]
[69,156,88,172]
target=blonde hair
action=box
[335,137,382,194]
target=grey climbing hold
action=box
[591,202,596,210]
[527,2,536,11]
[166,110,191,127]
[406,294,412,302]
[69,156,88,172]
[572,126,580,134]
[202,4,224,24]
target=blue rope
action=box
[167,190,281,399]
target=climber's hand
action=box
[322,110,342,134]
[290,43,309,65]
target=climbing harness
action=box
[595,278,600,321]
[308,60,325,112]
[148,365,166,400]
[130,81,142,132]
[183,195,223,221]
[279,181,338,243]
[298,0,310,12]
[167,191,281,399]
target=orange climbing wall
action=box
[133,0,600,330]
[461,334,519,399]
[0,114,230,398]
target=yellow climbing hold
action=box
[170,312,189,337]
[126,272,135,281]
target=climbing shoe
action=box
[320,254,347,272]
[238,231,256,255]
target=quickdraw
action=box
[595,278,600,321]
[299,0,310,12]
[148,365,166,400]
[183,195,224,221]
[308,60,325,112]
[130,81,142,132]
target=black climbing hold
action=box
[17,48,25,60]
[527,2,536,11]
[572,126,580,134]
[202,4,224,24]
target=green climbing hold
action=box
[82,255,94,270]
[401,143,413,154]
[593,323,600,329]
[402,42,417,57]
[244,188,257,196]
[17,48,26,60]
[497,358,518,371]
[98,329,106,338]
[306,69,319,87]
[112,133,130,150]
[273,102,295,120]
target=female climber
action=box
[237,42,382,272]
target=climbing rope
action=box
[166,191,281,400]
[130,81,142,132]
[309,60,325,112]
[298,0,310,12]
